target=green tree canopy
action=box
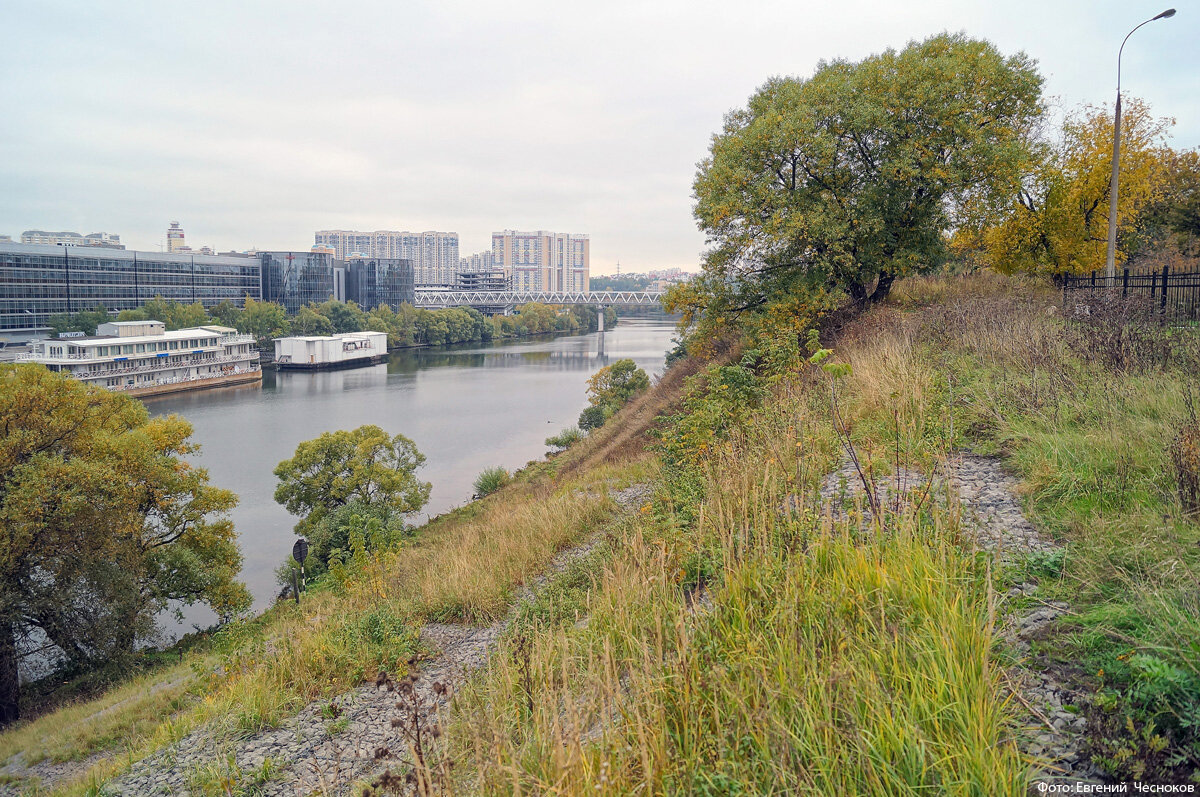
[689,33,1042,327]
[48,305,111,336]
[291,304,334,336]
[208,300,243,328]
[315,299,366,334]
[578,359,650,431]
[236,296,289,342]
[0,366,249,725]
[140,297,212,330]
[273,425,431,536]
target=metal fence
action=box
[1062,266,1200,320]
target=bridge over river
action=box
[414,289,665,310]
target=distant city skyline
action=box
[1,1,1194,276]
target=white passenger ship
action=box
[20,320,261,396]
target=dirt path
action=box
[95,483,652,797]
[814,452,1104,783]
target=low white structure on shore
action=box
[20,321,261,395]
[274,330,388,370]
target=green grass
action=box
[887,274,1200,779]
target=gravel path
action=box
[8,462,1104,793]
[812,453,1055,556]
[808,452,1102,783]
[91,484,652,797]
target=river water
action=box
[143,318,676,620]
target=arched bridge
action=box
[414,290,665,309]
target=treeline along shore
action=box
[46,296,621,355]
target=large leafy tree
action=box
[141,297,211,330]
[273,425,431,536]
[690,33,1042,323]
[47,305,111,336]
[0,366,249,725]
[290,304,334,336]
[208,300,243,328]
[978,98,1172,274]
[1139,146,1200,258]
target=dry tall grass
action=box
[3,463,644,795]
[448,309,1027,794]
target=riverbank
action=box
[2,274,1196,793]
[138,320,676,616]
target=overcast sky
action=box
[2,0,1195,275]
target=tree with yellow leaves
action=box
[979,98,1173,275]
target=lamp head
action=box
[1154,8,1176,19]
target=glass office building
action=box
[0,243,261,332]
[259,251,336,314]
[346,258,415,310]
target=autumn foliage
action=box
[975,98,1175,275]
[0,365,249,726]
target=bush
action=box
[275,500,411,588]
[1172,389,1200,516]
[577,405,609,432]
[545,427,584,451]
[473,467,512,498]
[577,359,649,431]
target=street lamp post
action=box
[1105,8,1176,286]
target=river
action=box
[143,318,676,623]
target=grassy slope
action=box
[0,460,650,795]
[447,273,1199,792]
[449,284,1025,795]
[4,273,1197,793]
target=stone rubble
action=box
[806,452,1056,557]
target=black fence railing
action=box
[1062,266,1200,321]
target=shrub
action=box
[1171,389,1200,516]
[275,501,411,587]
[545,427,583,451]
[577,405,609,432]
[473,467,511,498]
[577,359,649,431]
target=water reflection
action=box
[143,319,674,617]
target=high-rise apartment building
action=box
[314,230,459,286]
[459,250,494,273]
[491,230,589,292]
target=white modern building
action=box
[274,330,388,370]
[20,230,123,249]
[491,230,589,292]
[20,321,261,395]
